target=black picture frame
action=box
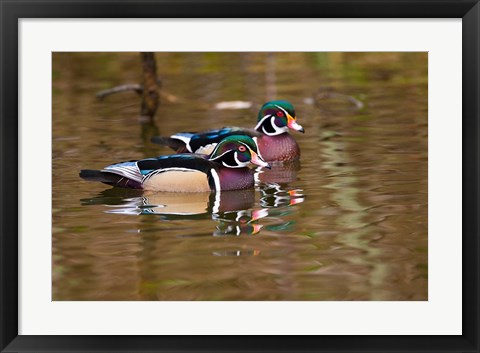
[1,1,478,352]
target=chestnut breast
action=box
[256,133,301,162]
[217,168,255,191]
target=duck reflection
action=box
[212,208,268,236]
[259,183,305,208]
[81,189,266,236]
[81,179,304,239]
[255,160,301,184]
[82,188,255,218]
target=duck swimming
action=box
[151,100,304,162]
[80,135,270,192]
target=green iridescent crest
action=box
[208,134,270,169]
[209,135,259,160]
[257,100,296,122]
[210,135,258,159]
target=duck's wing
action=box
[80,154,215,190]
[102,160,142,182]
[137,154,219,192]
[188,127,261,154]
[135,154,208,173]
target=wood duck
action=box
[80,135,270,192]
[151,100,304,163]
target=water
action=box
[52,52,428,300]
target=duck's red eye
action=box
[238,145,246,152]
[276,111,284,117]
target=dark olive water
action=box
[52,52,427,300]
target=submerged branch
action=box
[315,92,364,111]
[96,84,143,99]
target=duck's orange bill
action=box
[250,150,271,169]
[287,114,305,133]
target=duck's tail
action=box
[79,170,143,189]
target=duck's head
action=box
[255,100,304,135]
[209,135,271,169]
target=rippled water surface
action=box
[53,52,427,300]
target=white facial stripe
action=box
[212,141,255,167]
[257,106,294,134]
[209,143,221,158]
[274,104,290,117]
[273,116,289,134]
[235,152,251,168]
[274,104,297,131]
[254,114,272,130]
[271,116,279,131]
[209,149,230,161]
[261,125,272,135]
[262,116,288,136]
[234,152,242,165]
[210,139,248,160]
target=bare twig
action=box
[95,53,161,120]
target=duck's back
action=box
[155,127,261,154]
